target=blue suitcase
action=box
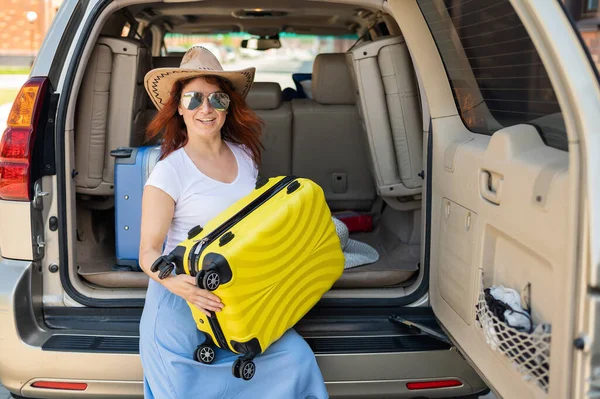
[112,146,161,271]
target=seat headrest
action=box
[245,82,282,110]
[152,56,182,68]
[312,53,355,105]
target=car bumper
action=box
[0,258,486,398]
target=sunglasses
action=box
[180,91,231,112]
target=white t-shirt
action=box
[145,141,258,254]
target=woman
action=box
[138,46,328,399]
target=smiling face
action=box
[178,77,228,140]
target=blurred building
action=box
[0,0,598,71]
[0,0,62,66]
[568,0,600,70]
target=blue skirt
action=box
[139,280,329,399]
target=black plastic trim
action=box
[44,307,143,331]
[230,338,262,358]
[207,314,229,350]
[202,253,233,285]
[41,92,59,176]
[55,0,142,307]
[29,79,54,198]
[43,306,441,334]
[307,335,449,353]
[43,335,139,354]
[48,0,88,85]
[41,333,449,355]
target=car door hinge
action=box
[418,170,425,179]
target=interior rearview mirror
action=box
[241,37,281,51]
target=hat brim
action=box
[331,216,379,269]
[144,67,256,110]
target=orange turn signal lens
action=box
[7,83,42,128]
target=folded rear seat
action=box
[245,82,293,177]
[346,36,423,209]
[74,36,151,196]
[291,53,376,211]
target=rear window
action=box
[163,33,357,90]
[417,0,568,151]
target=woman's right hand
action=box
[163,274,224,317]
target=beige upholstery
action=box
[311,54,355,105]
[346,36,423,209]
[292,53,376,211]
[246,82,282,110]
[245,82,293,177]
[75,37,150,195]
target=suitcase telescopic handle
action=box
[110,148,133,158]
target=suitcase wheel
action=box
[232,358,255,380]
[195,270,205,288]
[203,270,221,291]
[157,264,174,280]
[152,254,177,280]
[193,344,216,364]
[240,360,256,380]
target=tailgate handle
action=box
[480,170,503,205]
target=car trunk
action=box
[75,196,422,292]
[61,1,428,303]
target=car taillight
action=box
[0,77,49,201]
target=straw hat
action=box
[332,217,379,269]
[144,45,256,110]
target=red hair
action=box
[146,76,263,166]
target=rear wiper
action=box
[389,315,452,345]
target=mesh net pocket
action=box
[475,283,551,393]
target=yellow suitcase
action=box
[151,176,344,380]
